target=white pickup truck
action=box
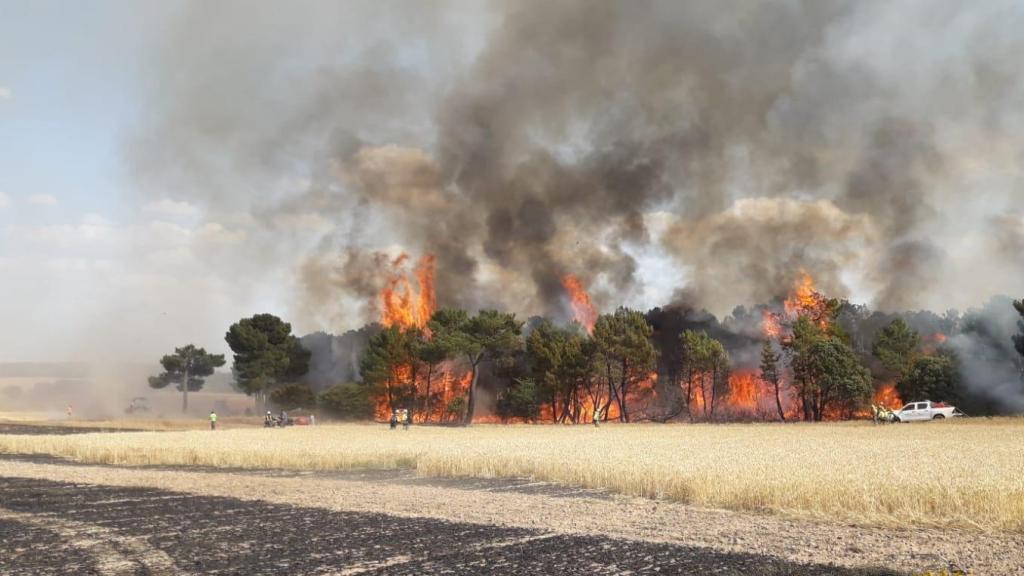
[893,400,963,422]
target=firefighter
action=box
[401,409,410,430]
[209,410,218,430]
[593,406,601,427]
[389,409,398,429]
[264,411,274,428]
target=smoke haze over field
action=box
[2,1,1023,367]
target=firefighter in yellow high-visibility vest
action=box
[593,407,601,427]
[209,410,218,430]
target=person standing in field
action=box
[593,406,601,427]
[209,410,217,430]
[390,409,398,429]
[401,409,410,430]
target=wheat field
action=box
[2,419,1022,532]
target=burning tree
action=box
[526,319,599,423]
[358,325,416,413]
[429,309,523,425]
[680,330,729,421]
[592,308,657,423]
[759,339,785,421]
[785,316,872,421]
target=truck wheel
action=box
[893,416,901,423]
[932,414,945,420]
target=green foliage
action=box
[785,316,871,420]
[318,383,375,420]
[224,314,310,397]
[759,339,785,421]
[445,396,466,421]
[148,344,226,412]
[680,330,729,419]
[496,378,541,422]
[149,344,225,392]
[898,354,961,404]
[872,318,921,376]
[359,326,414,387]
[525,320,596,422]
[269,383,317,410]
[428,308,523,424]
[593,307,657,422]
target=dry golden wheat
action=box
[2,419,1022,531]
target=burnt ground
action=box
[0,476,902,576]
[0,453,614,499]
[0,423,143,435]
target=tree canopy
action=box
[225,314,310,402]
[786,316,871,421]
[680,330,729,420]
[359,325,416,411]
[148,344,226,413]
[429,309,523,424]
[872,318,921,377]
[898,354,961,405]
[593,307,656,422]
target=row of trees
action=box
[149,296,1024,421]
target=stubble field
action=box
[2,418,1022,533]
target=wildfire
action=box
[381,253,436,331]
[561,274,598,334]
[761,271,831,341]
[873,383,902,410]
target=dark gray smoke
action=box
[129,1,1024,404]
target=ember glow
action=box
[561,274,597,334]
[380,253,436,331]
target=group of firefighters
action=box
[389,409,411,430]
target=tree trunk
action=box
[710,367,718,422]
[685,369,694,422]
[463,356,481,425]
[617,358,630,423]
[773,379,786,422]
[423,364,434,423]
[600,360,614,417]
[700,373,709,420]
[182,367,190,413]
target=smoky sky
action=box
[129,0,1024,331]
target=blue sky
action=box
[0,1,168,222]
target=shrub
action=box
[318,383,375,420]
[269,383,317,411]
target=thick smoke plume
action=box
[129,2,1024,401]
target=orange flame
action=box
[381,253,436,331]
[561,274,597,334]
[873,383,902,410]
[762,271,832,341]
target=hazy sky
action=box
[1,1,1022,363]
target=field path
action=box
[2,457,1019,574]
